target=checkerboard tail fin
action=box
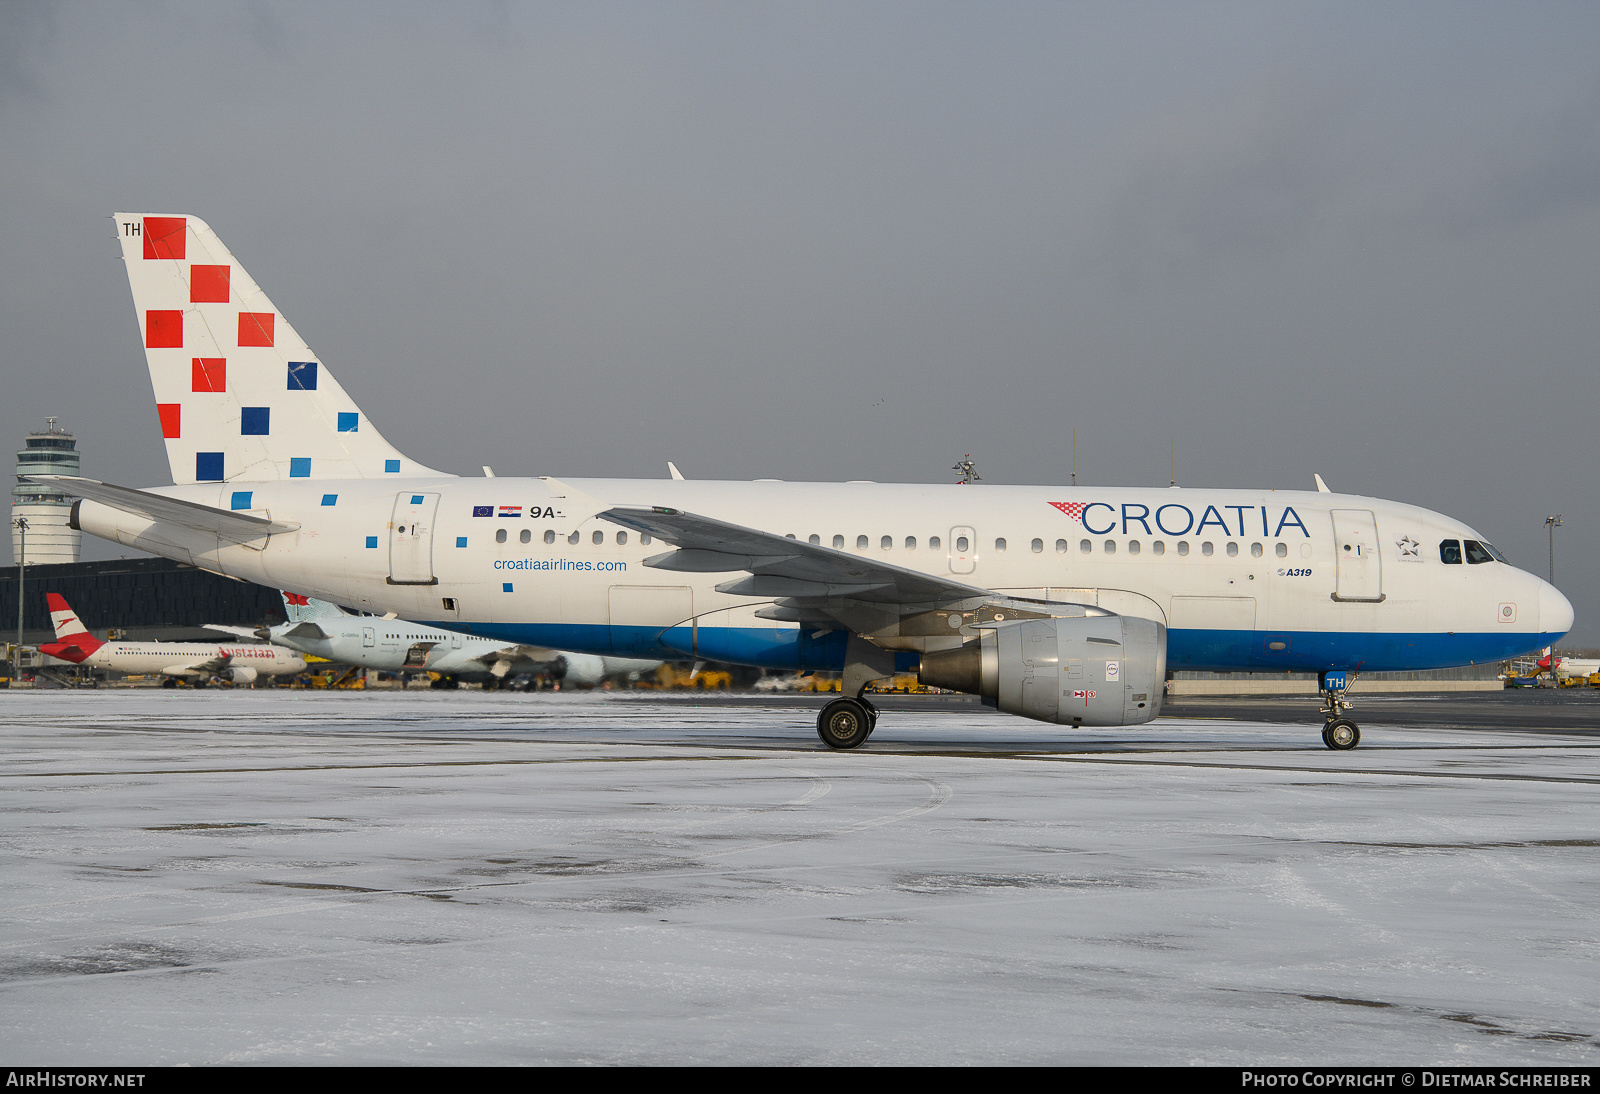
[113,213,450,485]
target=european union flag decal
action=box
[472,506,493,517]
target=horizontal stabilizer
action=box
[27,476,298,538]
[202,624,268,640]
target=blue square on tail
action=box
[230,491,253,510]
[502,583,513,593]
[287,362,318,390]
[289,458,311,478]
[337,412,358,432]
[196,452,224,481]
[366,536,378,549]
[240,407,270,435]
[321,494,337,506]
[456,537,467,548]
[385,460,400,473]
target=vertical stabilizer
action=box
[281,591,351,623]
[113,213,450,485]
[45,593,103,652]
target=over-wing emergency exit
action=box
[29,213,1575,749]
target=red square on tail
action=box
[157,404,181,439]
[192,358,226,392]
[145,310,182,348]
[142,217,186,260]
[190,265,229,303]
[238,312,274,347]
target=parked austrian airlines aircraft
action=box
[1536,649,1600,683]
[205,592,662,688]
[39,593,306,685]
[32,214,1575,749]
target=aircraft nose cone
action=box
[1540,581,1575,638]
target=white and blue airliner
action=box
[32,214,1573,750]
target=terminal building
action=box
[0,556,287,648]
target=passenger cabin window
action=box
[809,534,820,545]
[833,535,845,549]
[881,536,892,550]
[1080,539,1091,554]
[1464,540,1494,565]
[1201,542,1214,556]
[520,529,531,544]
[1440,539,1462,565]
[1031,538,1043,553]
[1177,541,1190,556]
[1275,542,1287,557]
[929,536,940,550]
[592,530,603,545]
[1152,541,1165,555]
[956,536,969,552]
[617,531,628,545]
[1128,540,1140,555]
[544,529,555,544]
[994,538,1006,552]
[905,536,917,550]
[1104,540,1116,555]
[1226,542,1239,557]
[641,534,652,545]
[1056,539,1068,554]
[496,528,507,544]
[1250,543,1263,557]
[857,535,869,549]
[568,531,580,545]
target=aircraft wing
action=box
[464,644,564,675]
[600,506,989,605]
[165,653,231,676]
[26,476,299,537]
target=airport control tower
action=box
[11,418,82,566]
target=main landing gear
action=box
[816,634,894,750]
[1319,670,1360,750]
[817,696,878,750]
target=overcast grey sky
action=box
[3,1,1597,641]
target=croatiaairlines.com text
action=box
[493,559,628,572]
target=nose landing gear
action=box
[1320,670,1360,750]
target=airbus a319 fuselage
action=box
[33,212,1574,750]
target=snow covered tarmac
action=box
[1,690,1597,1065]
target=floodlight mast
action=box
[11,516,26,686]
[1545,515,1562,585]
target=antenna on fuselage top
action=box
[953,455,980,485]
[1071,429,1076,487]
[1170,439,1176,488]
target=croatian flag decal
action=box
[1049,502,1086,522]
[499,505,523,518]
[472,506,493,517]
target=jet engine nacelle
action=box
[550,652,606,689]
[225,665,259,684]
[918,614,1166,726]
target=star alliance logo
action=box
[1395,534,1421,560]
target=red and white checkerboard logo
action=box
[1049,502,1086,523]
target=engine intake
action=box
[919,614,1165,726]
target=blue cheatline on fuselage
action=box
[426,621,1560,675]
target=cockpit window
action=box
[1440,539,1462,565]
[1464,539,1495,565]
[1482,541,1508,563]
